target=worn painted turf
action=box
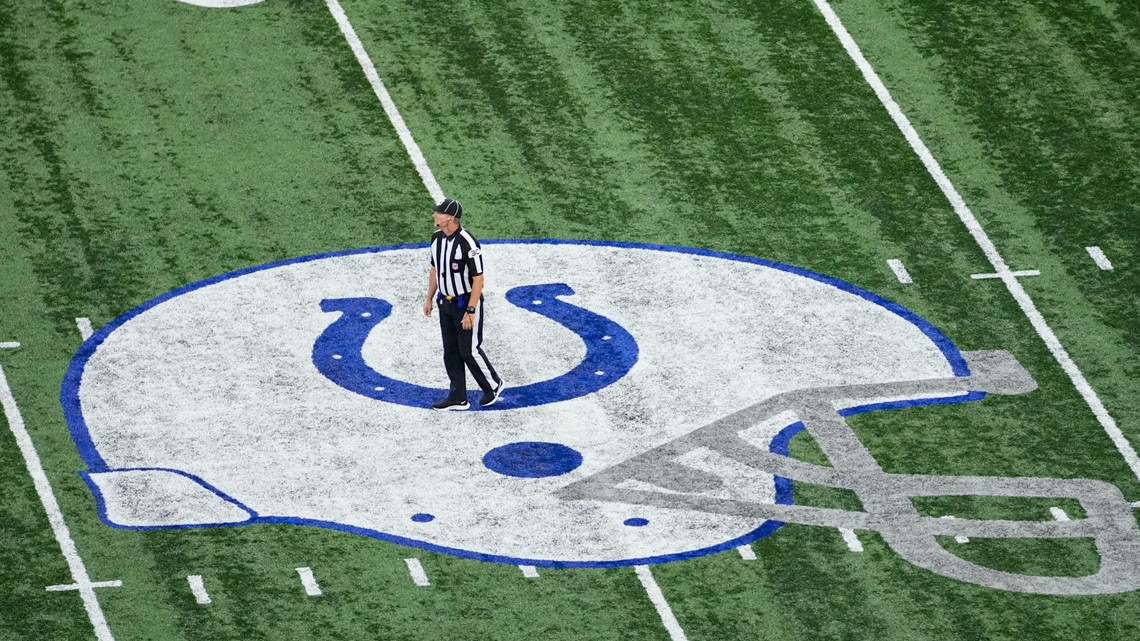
[1,0,1138,639]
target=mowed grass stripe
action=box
[833,0,1140,480]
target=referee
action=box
[422,198,504,410]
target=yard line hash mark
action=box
[1086,246,1114,271]
[0,342,20,349]
[76,317,94,341]
[46,580,122,592]
[635,565,689,641]
[737,544,757,560]
[296,567,322,596]
[405,558,430,587]
[519,565,540,578]
[887,259,913,284]
[0,360,118,640]
[812,0,1140,482]
[187,575,212,604]
[839,528,864,552]
[324,0,444,203]
[971,270,1040,280]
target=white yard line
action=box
[736,544,757,560]
[519,565,540,578]
[1049,507,1070,522]
[324,0,444,203]
[404,558,431,587]
[75,318,94,341]
[1085,246,1114,271]
[886,259,913,284]
[811,0,1140,482]
[970,270,1040,280]
[295,567,323,596]
[634,566,689,641]
[0,361,117,640]
[838,528,864,552]
[0,342,20,349]
[187,575,212,604]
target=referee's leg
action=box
[439,301,467,400]
[458,298,500,393]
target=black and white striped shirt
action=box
[430,227,485,297]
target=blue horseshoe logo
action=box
[312,283,638,410]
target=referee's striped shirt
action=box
[430,227,485,297]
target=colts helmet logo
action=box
[63,241,1140,595]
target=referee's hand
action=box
[423,298,433,317]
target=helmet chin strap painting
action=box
[63,241,1140,596]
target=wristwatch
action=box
[465,306,477,314]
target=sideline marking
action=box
[839,528,864,552]
[296,567,322,596]
[0,361,117,640]
[736,544,757,560]
[405,558,430,587]
[519,565,540,578]
[971,270,1040,280]
[1086,246,1113,271]
[887,259,913,284]
[187,575,211,604]
[1050,507,1070,522]
[0,342,20,349]
[635,565,689,641]
[46,580,122,592]
[76,317,94,341]
[812,0,1140,482]
[324,0,444,203]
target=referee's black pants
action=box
[438,295,500,400]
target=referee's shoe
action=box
[432,397,469,411]
[479,379,505,408]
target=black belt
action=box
[438,293,469,307]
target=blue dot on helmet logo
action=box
[624,517,649,527]
[482,441,583,478]
[411,513,434,523]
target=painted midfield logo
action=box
[62,241,1140,595]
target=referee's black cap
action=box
[433,198,463,218]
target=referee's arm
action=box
[423,267,438,317]
[461,274,484,329]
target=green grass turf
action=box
[1,0,1139,639]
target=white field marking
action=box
[1132,501,1140,509]
[1050,507,1071,522]
[323,0,444,203]
[887,259,913,284]
[0,362,117,640]
[76,317,94,341]
[736,544,757,560]
[812,0,1140,481]
[187,575,212,604]
[634,565,689,641]
[970,270,1040,280]
[1086,246,1114,271]
[519,565,540,578]
[46,580,122,592]
[177,0,265,8]
[838,528,864,552]
[295,567,323,596]
[404,558,430,587]
[0,342,20,349]
[940,515,970,544]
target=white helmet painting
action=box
[63,241,1140,594]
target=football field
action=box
[2,0,1139,639]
